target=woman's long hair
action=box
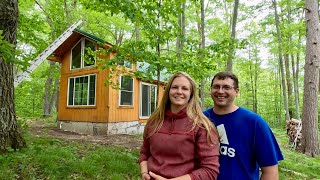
[144,72,217,144]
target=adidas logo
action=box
[217,124,236,157]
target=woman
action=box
[139,72,219,180]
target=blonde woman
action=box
[139,72,219,180]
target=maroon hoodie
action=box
[139,108,219,180]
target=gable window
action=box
[119,75,134,106]
[71,38,96,69]
[140,83,157,117]
[68,74,96,106]
[118,60,132,69]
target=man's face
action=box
[210,77,239,109]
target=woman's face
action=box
[169,76,192,112]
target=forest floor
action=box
[27,119,143,151]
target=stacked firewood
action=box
[285,118,302,150]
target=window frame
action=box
[67,74,97,107]
[118,75,134,107]
[70,37,96,70]
[139,82,157,118]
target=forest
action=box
[0,0,319,179]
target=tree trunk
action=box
[50,78,59,114]
[181,2,186,53]
[284,54,293,117]
[253,45,258,113]
[249,64,255,111]
[176,1,186,62]
[226,0,239,72]
[42,61,58,117]
[0,0,26,152]
[272,0,290,121]
[176,5,181,60]
[64,0,70,26]
[273,67,281,125]
[293,41,301,120]
[288,0,300,120]
[199,0,206,107]
[301,0,319,157]
[291,53,300,120]
[155,0,162,102]
[135,26,140,41]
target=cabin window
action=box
[118,60,132,69]
[140,83,157,117]
[119,75,133,106]
[71,38,96,69]
[68,74,96,106]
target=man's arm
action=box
[260,165,279,180]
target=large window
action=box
[119,75,134,106]
[71,38,96,69]
[68,74,96,106]
[140,83,157,117]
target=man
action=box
[203,71,284,180]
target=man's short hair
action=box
[211,71,239,89]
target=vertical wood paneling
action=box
[56,34,165,124]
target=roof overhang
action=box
[48,29,113,63]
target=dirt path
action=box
[28,120,143,150]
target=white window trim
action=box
[70,37,96,70]
[118,75,134,107]
[139,82,157,119]
[67,74,97,107]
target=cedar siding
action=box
[56,30,164,131]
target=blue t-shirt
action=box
[203,107,284,180]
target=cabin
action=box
[45,27,164,135]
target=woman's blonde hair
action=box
[144,72,217,144]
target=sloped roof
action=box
[73,28,106,44]
[49,29,113,62]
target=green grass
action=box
[1,123,319,180]
[274,128,320,180]
[0,132,140,180]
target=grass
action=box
[274,128,320,180]
[0,131,140,180]
[1,120,319,180]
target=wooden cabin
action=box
[48,28,164,135]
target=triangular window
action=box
[71,38,96,69]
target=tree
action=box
[0,0,26,152]
[34,0,67,117]
[301,0,319,157]
[199,0,206,107]
[272,0,290,121]
[226,0,239,72]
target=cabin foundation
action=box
[58,120,146,135]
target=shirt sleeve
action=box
[189,127,220,180]
[254,117,284,167]
[139,136,151,163]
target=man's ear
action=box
[235,89,240,96]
